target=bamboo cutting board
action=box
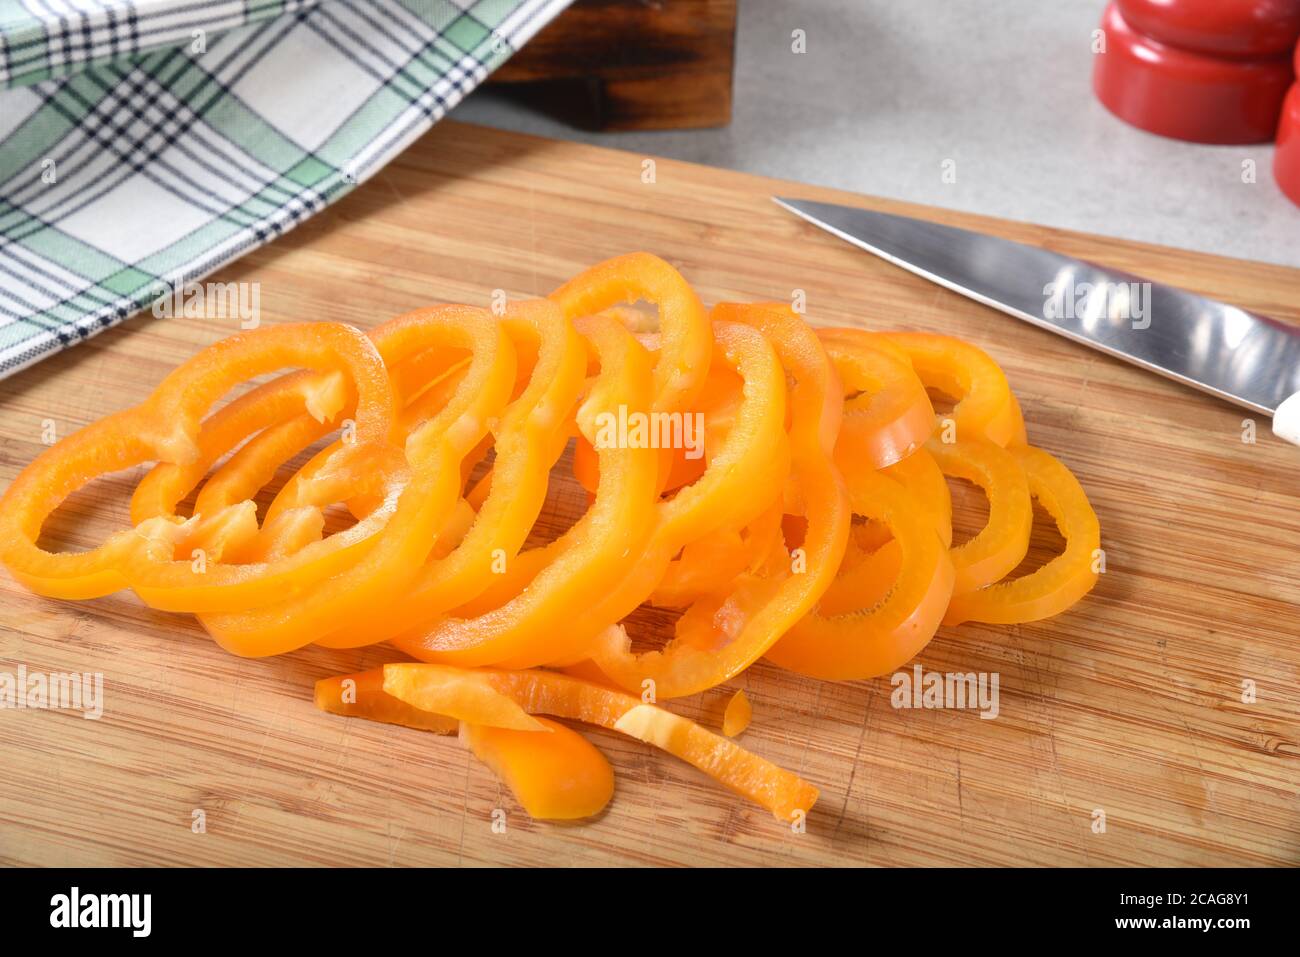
[0,121,1297,868]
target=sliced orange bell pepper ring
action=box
[378,664,818,823]
[944,445,1100,625]
[546,319,792,681]
[590,303,849,698]
[842,445,953,554]
[402,319,789,673]
[129,368,352,536]
[926,436,1032,596]
[197,306,518,656]
[766,467,955,681]
[178,336,473,564]
[549,252,712,414]
[316,298,590,648]
[389,315,661,668]
[815,327,935,468]
[650,498,784,609]
[823,438,1032,617]
[579,348,754,605]
[817,537,903,617]
[884,446,953,547]
[0,322,398,609]
[882,331,1017,446]
[820,450,949,616]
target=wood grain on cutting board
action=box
[0,121,1296,867]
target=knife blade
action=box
[774,196,1300,445]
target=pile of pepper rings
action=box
[0,253,1100,823]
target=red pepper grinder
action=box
[1093,0,1300,144]
[1275,40,1300,206]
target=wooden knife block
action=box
[489,0,738,130]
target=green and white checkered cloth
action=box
[0,0,570,377]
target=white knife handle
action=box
[1272,392,1300,446]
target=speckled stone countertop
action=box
[455,0,1300,270]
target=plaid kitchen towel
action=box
[0,0,570,377]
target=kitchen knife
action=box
[774,197,1300,446]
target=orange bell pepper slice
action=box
[197,306,518,656]
[589,303,849,698]
[581,350,767,610]
[820,437,1033,618]
[766,468,955,681]
[944,445,1100,625]
[927,437,1032,596]
[0,322,399,610]
[549,252,712,414]
[816,327,935,468]
[313,299,590,649]
[389,315,661,668]
[817,537,903,616]
[462,717,615,820]
[408,319,789,673]
[314,667,458,734]
[129,368,352,533]
[650,499,784,608]
[881,446,953,548]
[882,331,1017,446]
[380,664,818,822]
[317,668,612,819]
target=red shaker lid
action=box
[1274,82,1300,207]
[1093,3,1296,144]
[1117,0,1300,58]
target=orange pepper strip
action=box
[389,315,661,668]
[462,717,615,820]
[882,332,1016,446]
[0,323,398,609]
[766,468,955,681]
[722,689,753,738]
[381,664,818,822]
[926,437,1032,596]
[317,667,546,732]
[815,327,935,468]
[549,252,711,414]
[314,668,458,734]
[589,304,849,698]
[317,299,589,648]
[943,445,1100,626]
[317,669,613,820]
[197,306,517,656]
